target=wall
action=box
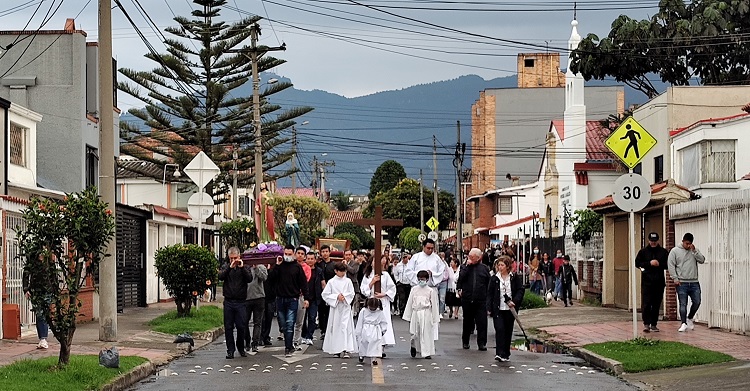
[471,92,496,196]
[516,53,565,88]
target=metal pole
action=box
[98,0,117,341]
[232,148,238,219]
[456,121,463,261]
[629,172,637,338]
[291,126,296,194]
[420,169,424,234]
[251,24,263,204]
[433,136,439,249]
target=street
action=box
[129,314,634,391]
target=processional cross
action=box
[354,206,403,293]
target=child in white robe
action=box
[355,298,389,365]
[322,262,358,358]
[360,255,396,357]
[402,270,440,359]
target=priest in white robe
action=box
[402,270,440,359]
[404,238,446,287]
[360,257,397,348]
[321,264,358,356]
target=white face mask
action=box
[283,255,295,263]
[418,280,428,287]
[533,250,539,254]
[556,253,562,257]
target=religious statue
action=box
[255,183,275,243]
[285,211,301,248]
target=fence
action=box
[567,233,604,301]
[4,212,35,327]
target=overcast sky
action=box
[3,0,658,107]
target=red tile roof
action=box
[328,210,364,228]
[670,112,750,137]
[551,120,565,141]
[150,204,192,220]
[586,121,617,162]
[0,195,29,205]
[489,213,539,230]
[275,188,317,198]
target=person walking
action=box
[317,244,334,341]
[360,255,397,357]
[445,258,461,319]
[539,252,554,296]
[487,256,525,362]
[218,247,253,359]
[302,251,324,345]
[22,258,51,350]
[635,232,669,333]
[402,270,440,359]
[267,244,310,357]
[668,233,706,332]
[552,250,565,300]
[456,248,491,351]
[244,263,267,353]
[292,246,312,350]
[392,252,412,316]
[321,262,358,358]
[558,255,578,307]
[404,239,445,288]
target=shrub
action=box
[219,218,256,251]
[154,244,218,317]
[519,290,547,310]
[334,232,361,250]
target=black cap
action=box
[648,232,659,242]
[683,233,694,243]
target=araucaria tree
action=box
[18,188,116,367]
[570,0,750,98]
[118,0,312,200]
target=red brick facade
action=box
[663,205,678,321]
[577,259,603,301]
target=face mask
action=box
[418,280,428,287]
[283,255,295,263]
[533,250,539,254]
[556,253,562,257]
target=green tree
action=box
[18,187,116,367]
[118,0,312,201]
[334,222,374,249]
[332,190,353,211]
[369,160,407,200]
[268,195,330,246]
[334,232,361,250]
[570,0,750,98]
[571,209,603,246]
[219,218,257,251]
[366,178,455,239]
[154,244,219,317]
[397,227,422,252]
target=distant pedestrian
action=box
[456,248,491,351]
[539,252,554,296]
[343,249,363,315]
[218,247,253,359]
[244,263,267,352]
[302,252,324,345]
[402,270,440,359]
[528,249,542,295]
[552,250,565,300]
[267,244,310,357]
[668,233,706,332]
[23,255,51,350]
[487,256,525,362]
[292,246,312,350]
[445,259,461,319]
[635,232,669,333]
[321,262,358,358]
[356,298,389,365]
[558,255,578,307]
[392,252,412,316]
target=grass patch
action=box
[579,296,602,307]
[148,305,223,334]
[519,289,547,310]
[585,338,734,373]
[0,355,147,391]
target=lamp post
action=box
[162,163,181,207]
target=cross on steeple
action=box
[354,206,403,293]
[574,2,577,21]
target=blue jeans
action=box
[437,280,448,314]
[676,282,701,324]
[35,311,48,339]
[276,297,299,351]
[303,301,319,340]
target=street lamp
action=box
[162,163,181,207]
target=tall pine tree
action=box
[118,0,311,200]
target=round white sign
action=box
[427,231,438,241]
[612,174,652,212]
[418,233,427,242]
[187,192,214,222]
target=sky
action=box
[2,0,658,106]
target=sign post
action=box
[605,117,657,339]
[184,151,221,246]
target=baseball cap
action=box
[648,232,659,242]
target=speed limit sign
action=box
[612,173,651,212]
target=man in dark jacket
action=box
[635,232,669,332]
[456,247,491,351]
[267,244,310,357]
[558,255,579,307]
[218,247,253,359]
[302,251,324,345]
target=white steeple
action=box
[563,11,588,212]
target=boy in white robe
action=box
[360,257,396,357]
[402,270,440,359]
[321,262,358,358]
[355,298,389,365]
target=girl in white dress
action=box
[355,298,389,365]
[402,270,440,359]
[321,262,358,358]
[360,255,397,358]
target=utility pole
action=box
[319,160,335,203]
[98,0,117,341]
[433,136,439,249]
[291,126,297,194]
[420,169,424,235]
[232,147,238,219]
[453,121,465,261]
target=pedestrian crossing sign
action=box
[605,117,657,169]
[426,216,439,231]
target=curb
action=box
[102,325,225,391]
[571,347,624,375]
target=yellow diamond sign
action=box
[426,216,439,231]
[605,117,657,169]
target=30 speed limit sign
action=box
[612,173,651,212]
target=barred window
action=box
[497,197,513,215]
[10,122,26,167]
[700,140,735,183]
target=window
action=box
[680,144,700,188]
[473,200,480,221]
[86,145,99,188]
[497,197,513,215]
[524,58,535,67]
[700,140,735,183]
[654,155,664,183]
[10,122,26,166]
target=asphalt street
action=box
[128,313,635,391]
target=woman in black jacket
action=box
[487,255,525,362]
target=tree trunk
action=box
[176,297,193,317]
[58,328,75,367]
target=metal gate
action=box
[4,212,34,327]
[116,205,149,311]
[531,236,566,259]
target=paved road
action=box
[129,314,635,391]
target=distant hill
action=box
[121,73,661,195]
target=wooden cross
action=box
[354,205,402,293]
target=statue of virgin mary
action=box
[285,211,301,248]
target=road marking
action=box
[371,358,384,384]
[271,353,319,364]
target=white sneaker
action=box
[38,339,48,349]
[678,323,688,332]
[687,318,695,330]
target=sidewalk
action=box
[0,300,213,367]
